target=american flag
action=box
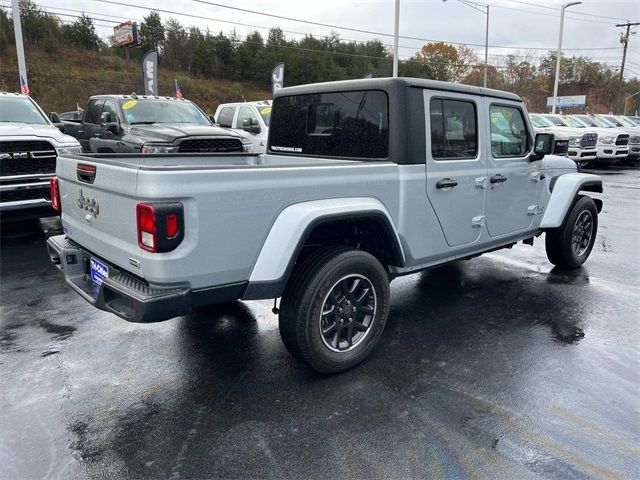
[20,75,29,96]
[175,79,183,99]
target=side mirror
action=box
[531,132,554,161]
[243,118,261,134]
[100,111,112,124]
[50,112,61,124]
[209,115,217,124]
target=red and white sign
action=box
[113,21,135,47]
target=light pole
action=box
[443,0,489,88]
[393,0,400,77]
[551,1,582,114]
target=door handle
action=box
[490,174,507,184]
[436,178,458,189]
[94,133,103,138]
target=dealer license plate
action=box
[90,257,109,286]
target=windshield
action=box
[529,114,553,128]
[573,115,598,127]
[258,106,271,127]
[628,117,640,126]
[593,116,616,128]
[600,115,624,127]
[0,96,49,124]
[616,116,637,127]
[544,114,568,127]
[119,99,211,125]
[564,116,587,128]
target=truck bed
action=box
[55,152,401,291]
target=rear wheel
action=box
[545,195,598,268]
[279,246,390,374]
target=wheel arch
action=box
[541,173,603,229]
[243,198,405,300]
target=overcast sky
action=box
[9,0,640,77]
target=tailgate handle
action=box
[77,164,96,184]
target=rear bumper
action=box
[47,234,192,323]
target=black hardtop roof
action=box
[275,77,521,102]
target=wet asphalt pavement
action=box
[1,167,639,480]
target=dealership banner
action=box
[142,50,158,96]
[272,63,284,96]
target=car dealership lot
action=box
[1,168,638,480]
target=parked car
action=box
[543,114,627,166]
[529,113,596,166]
[213,100,271,153]
[47,78,602,374]
[569,114,629,165]
[595,115,640,162]
[0,92,81,222]
[68,94,251,154]
[59,111,82,121]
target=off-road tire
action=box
[545,195,598,268]
[279,246,390,374]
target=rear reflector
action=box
[49,177,61,211]
[166,213,178,238]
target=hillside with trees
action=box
[1,0,638,115]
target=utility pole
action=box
[11,0,29,95]
[615,22,639,114]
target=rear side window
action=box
[430,98,477,160]
[269,90,388,159]
[490,105,529,157]
[84,99,104,124]
[217,106,236,128]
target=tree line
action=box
[1,0,638,113]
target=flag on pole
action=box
[76,102,85,114]
[175,79,183,99]
[20,75,29,96]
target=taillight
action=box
[50,177,61,211]
[136,202,184,253]
[137,203,157,252]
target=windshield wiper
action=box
[130,121,157,125]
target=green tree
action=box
[0,8,12,51]
[139,11,164,53]
[61,13,101,50]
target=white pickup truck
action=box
[213,100,271,153]
[47,78,602,374]
[0,92,81,221]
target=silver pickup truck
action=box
[47,78,603,374]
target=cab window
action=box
[270,90,388,159]
[101,99,118,123]
[235,106,259,129]
[430,98,477,160]
[84,99,104,125]
[490,105,529,158]
[217,106,236,128]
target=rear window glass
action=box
[269,90,389,159]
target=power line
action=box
[82,0,622,52]
[503,0,632,22]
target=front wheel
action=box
[279,246,391,374]
[545,195,598,268]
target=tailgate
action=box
[57,155,143,276]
